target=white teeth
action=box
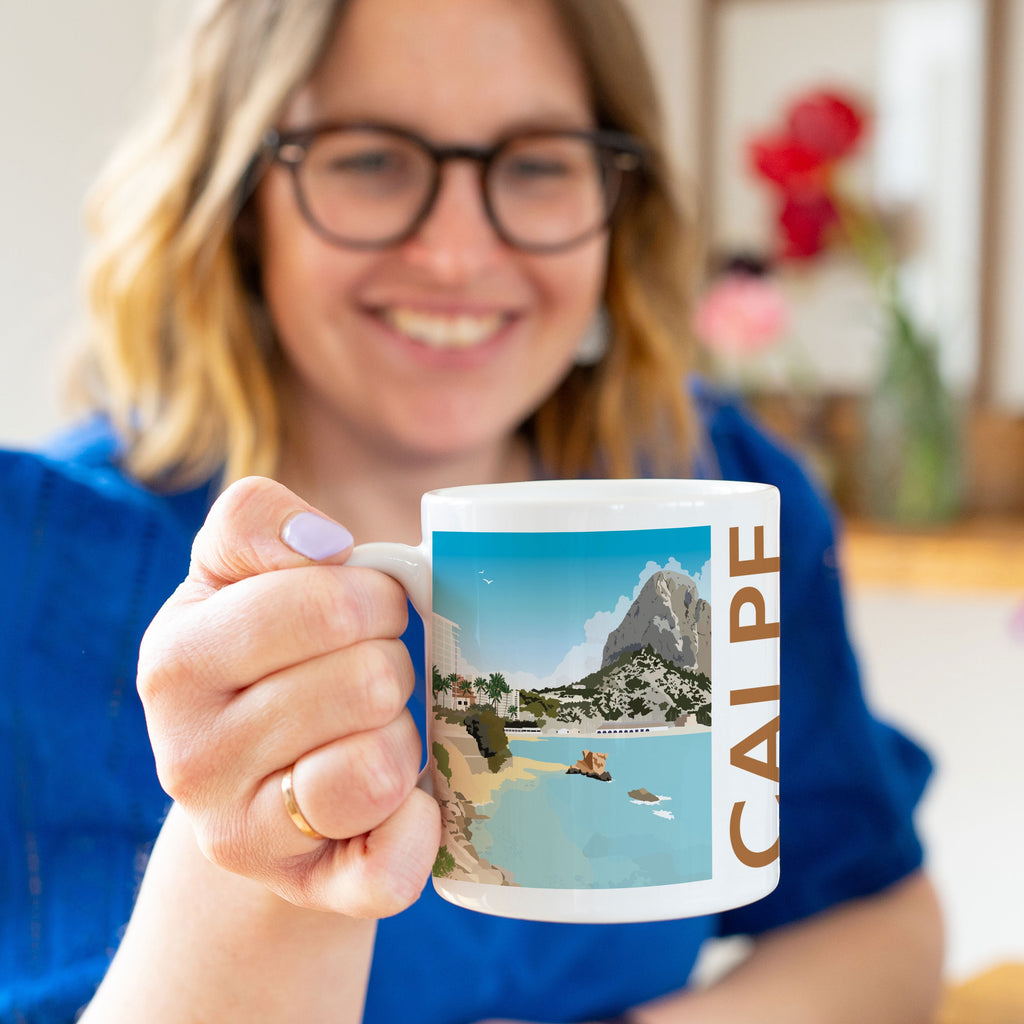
[383,308,506,348]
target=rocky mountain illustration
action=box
[584,646,710,725]
[602,570,711,678]
[524,644,711,730]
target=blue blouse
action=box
[0,391,931,1023]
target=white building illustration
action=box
[432,613,459,669]
[431,613,519,718]
[495,688,520,718]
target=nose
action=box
[400,162,504,281]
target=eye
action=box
[494,137,594,192]
[326,149,405,175]
[503,154,574,179]
[306,130,426,193]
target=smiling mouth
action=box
[380,307,511,349]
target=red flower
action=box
[787,90,867,163]
[747,88,868,261]
[748,134,827,193]
[778,193,839,260]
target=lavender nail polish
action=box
[282,512,354,561]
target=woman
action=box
[1,0,942,1021]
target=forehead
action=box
[283,0,594,140]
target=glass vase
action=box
[859,302,962,526]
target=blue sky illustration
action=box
[432,527,710,689]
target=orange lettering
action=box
[730,684,780,705]
[729,526,780,577]
[730,797,780,867]
[730,587,780,642]
[730,715,780,783]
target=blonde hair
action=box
[536,0,699,478]
[70,0,698,489]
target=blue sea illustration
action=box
[470,734,712,890]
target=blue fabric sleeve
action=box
[0,445,197,1023]
[701,391,932,935]
[0,961,111,1024]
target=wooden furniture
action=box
[936,962,1024,1024]
[842,516,1024,591]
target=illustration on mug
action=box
[429,527,714,891]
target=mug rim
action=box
[426,478,775,505]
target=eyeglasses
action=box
[260,122,648,253]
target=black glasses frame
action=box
[259,122,649,254]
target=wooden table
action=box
[840,516,1024,592]
[936,962,1024,1024]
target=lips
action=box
[379,307,511,349]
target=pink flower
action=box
[694,274,789,356]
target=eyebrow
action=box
[283,110,597,145]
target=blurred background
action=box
[2,0,1022,1013]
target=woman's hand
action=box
[137,475,441,919]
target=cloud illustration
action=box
[516,557,709,690]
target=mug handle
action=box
[346,541,432,616]
[347,541,435,796]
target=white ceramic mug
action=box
[348,479,780,923]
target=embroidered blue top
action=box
[0,390,931,1023]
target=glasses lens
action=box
[488,134,619,250]
[297,128,434,245]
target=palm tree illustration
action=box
[483,671,510,713]
[431,666,452,705]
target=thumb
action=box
[188,476,354,590]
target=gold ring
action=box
[281,765,326,840]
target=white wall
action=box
[994,0,1024,408]
[621,0,704,181]
[0,3,175,446]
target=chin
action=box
[391,417,524,468]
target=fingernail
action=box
[282,512,354,561]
